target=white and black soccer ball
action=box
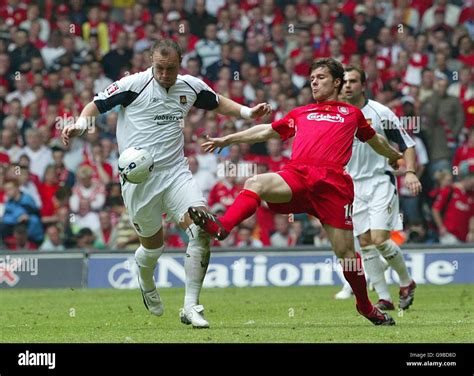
[118,147,154,184]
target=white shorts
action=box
[352,173,402,237]
[121,159,206,238]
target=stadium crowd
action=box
[0,0,473,251]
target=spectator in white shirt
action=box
[21,128,54,181]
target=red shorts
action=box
[267,162,354,230]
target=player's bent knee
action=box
[372,235,389,247]
[139,228,164,249]
[244,176,264,194]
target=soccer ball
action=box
[118,147,154,184]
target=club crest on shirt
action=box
[180,95,187,105]
[338,106,349,115]
[106,83,119,96]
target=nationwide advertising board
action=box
[87,249,474,289]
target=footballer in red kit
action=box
[189,58,403,325]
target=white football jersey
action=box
[93,67,219,169]
[347,99,415,181]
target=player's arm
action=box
[402,146,422,195]
[201,124,280,153]
[366,133,403,167]
[62,73,146,146]
[61,102,100,146]
[382,112,422,195]
[214,94,272,120]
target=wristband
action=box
[75,117,88,136]
[405,169,416,175]
[240,106,252,120]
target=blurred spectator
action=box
[5,75,35,108]
[236,226,263,248]
[195,23,222,74]
[188,155,216,200]
[421,0,461,32]
[56,206,76,248]
[270,214,294,247]
[6,223,38,250]
[2,179,43,245]
[72,199,100,234]
[95,209,113,248]
[75,227,96,250]
[51,146,75,188]
[102,31,132,81]
[21,128,53,181]
[9,28,41,72]
[14,157,42,210]
[421,77,464,178]
[109,198,140,251]
[189,0,217,39]
[453,128,474,171]
[69,165,105,213]
[82,6,110,56]
[19,3,50,43]
[0,128,22,163]
[38,164,60,224]
[432,161,474,244]
[39,224,65,251]
[80,142,114,185]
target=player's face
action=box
[343,70,364,102]
[152,51,180,88]
[310,67,341,102]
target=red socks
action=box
[342,252,373,315]
[220,189,261,232]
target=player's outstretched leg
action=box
[188,207,229,240]
[135,244,165,316]
[189,189,262,240]
[180,223,211,328]
[326,226,395,326]
[376,239,416,309]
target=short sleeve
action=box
[179,75,219,110]
[355,109,376,142]
[93,71,153,113]
[382,109,416,151]
[271,111,297,141]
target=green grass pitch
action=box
[1,285,472,343]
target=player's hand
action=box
[388,153,403,170]
[201,135,229,154]
[250,103,272,119]
[404,171,422,196]
[61,125,83,147]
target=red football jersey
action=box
[433,185,474,242]
[271,101,376,166]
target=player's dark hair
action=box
[150,39,183,61]
[309,58,345,93]
[345,65,367,84]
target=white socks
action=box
[376,239,412,287]
[135,244,165,292]
[361,245,392,301]
[184,223,211,310]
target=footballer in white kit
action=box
[336,66,422,310]
[62,40,271,328]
